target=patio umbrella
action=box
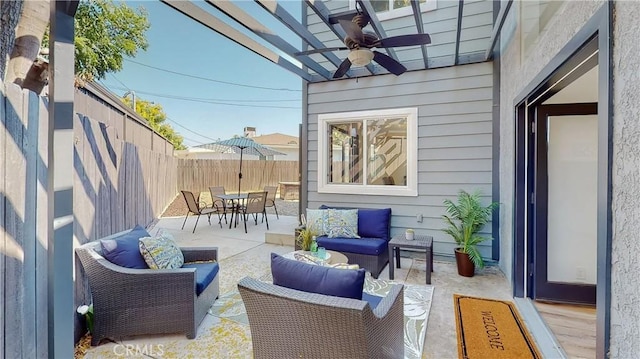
[209,137,285,195]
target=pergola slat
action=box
[254,0,345,70]
[304,0,376,75]
[410,0,429,69]
[356,0,399,62]
[206,0,331,79]
[161,0,312,81]
[454,0,464,66]
[485,0,513,60]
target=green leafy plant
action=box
[296,227,317,251]
[442,190,498,269]
[77,304,94,334]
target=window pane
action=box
[366,117,407,186]
[329,122,363,184]
[372,0,390,13]
[392,0,425,10]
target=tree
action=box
[3,0,49,87]
[69,0,149,84]
[122,97,186,150]
[2,0,149,91]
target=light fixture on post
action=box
[123,90,136,113]
[347,49,374,67]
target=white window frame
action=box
[317,108,418,197]
[349,0,437,21]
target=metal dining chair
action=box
[264,185,279,220]
[209,186,232,226]
[180,190,216,233]
[238,191,269,233]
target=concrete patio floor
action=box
[141,214,513,359]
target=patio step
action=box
[265,232,295,246]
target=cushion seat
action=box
[316,236,387,256]
[182,262,220,295]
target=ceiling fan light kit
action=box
[348,49,374,66]
[294,12,431,79]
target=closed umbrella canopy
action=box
[210,137,285,195]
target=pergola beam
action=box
[454,0,464,66]
[309,51,486,82]
[206,0,331,79]
[410,0,429,69]
[161,0,312,81]
[356,0,399,62]
[485,0,513,60]
[304,0,376,75]
[254,0,345,70]
[48,1,77,357]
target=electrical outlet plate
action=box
[576,266,587,281]
[416,214,423,223]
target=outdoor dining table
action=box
[217,193,248,229]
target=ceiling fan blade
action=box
[295,47,349,56]
[333,58,352,79]
[339,19,364,44]
[372,51,407,76]
[378,34,432,48]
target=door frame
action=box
[533,103,598,304]
[512,4,612,358]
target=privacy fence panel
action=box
[177,159,299,195]
[1,83,49,358]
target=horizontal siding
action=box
[306,62,494,257]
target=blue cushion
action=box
[316,236,388,256]
[271,253,365,300]
[362,292,384,309]
[319,206,392,241]
[182,262,219,295]
[357,208,391,240]
[100,225,150,269]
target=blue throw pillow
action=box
[270,253,365,300]
[357,208,392,240]
[100,225,150,269]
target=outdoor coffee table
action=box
[388,234,433,284]
[282,250,348,266]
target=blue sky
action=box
[99,1,304,147]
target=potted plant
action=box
[442,190,498,277]
[295,227,317,251]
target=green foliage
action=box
[122,97,185,150]
[442,190,498,269]
[296,227,317,251]
[44,0,149,83]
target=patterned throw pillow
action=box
[326,209,360,239]
[306,209,328,236]
[138,229,184,269]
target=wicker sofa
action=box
[75,229,220,345]
[313,206,392,279]
[238,276,405,359]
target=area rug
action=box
[454,294,542,359]
[210,275,433,359]
[80,245,433,359]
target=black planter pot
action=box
[454,248,475,277]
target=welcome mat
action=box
[454,294,542,359]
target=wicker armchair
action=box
[238,277,405,359]
[76,230,220,346]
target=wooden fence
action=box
[1,81,180,354]
[177,159,299,195]
[1,83,50,358]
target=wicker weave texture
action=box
[238,277,404,359]
[76,230,220,346]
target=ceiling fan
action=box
[295,13,431,78]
